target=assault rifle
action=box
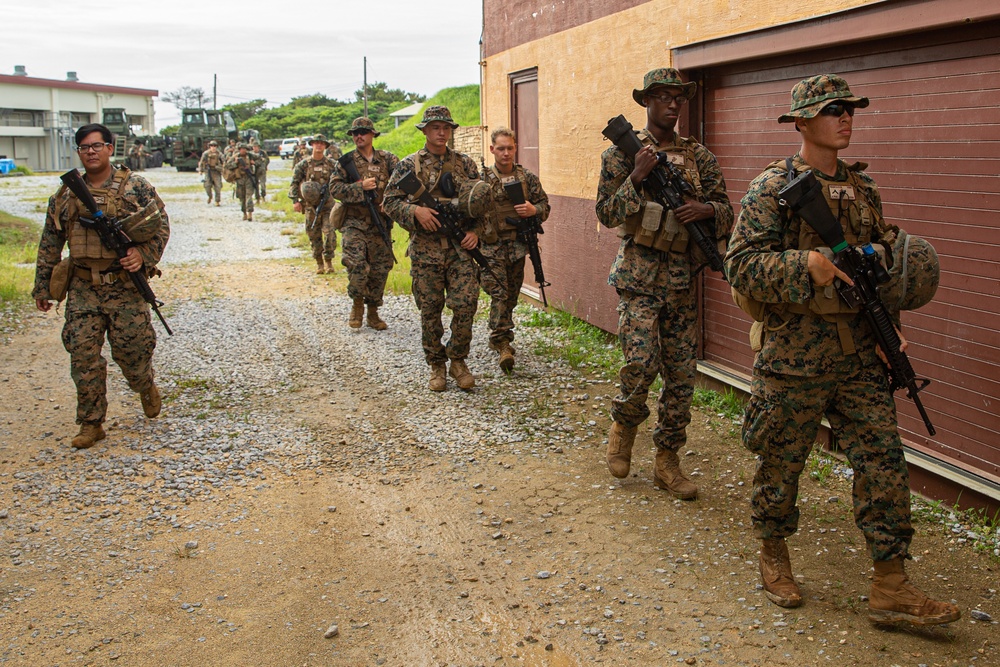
[59,168,173,336]
[779,169,935,436]
[502,181,550,308]
[238,156,260,200]
[338,152,397,263]
[601,115,726,278]
[396,170,500,283]
[308,183,330,232]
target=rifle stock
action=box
[779,170,935,435]
[59,169,173,336]
[602,115,726,277]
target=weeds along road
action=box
[0,166,996,666]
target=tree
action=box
[161,86,208,111]
[159,124,180,137]
[355,81,425,105]
[223,99,268,125]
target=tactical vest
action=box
[203,150,222,168]
[485,165,529,242]
[734,158,883,355]
[55,167,132,267]
[619,134,706,253]
[306,159,333,185]
[344,151,392,221]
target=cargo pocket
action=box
[741,394,775,457]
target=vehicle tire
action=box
[148,151,164,168]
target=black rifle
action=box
[338,152,397,263]
[502,181,550,307]
[308,182,330,232]
[601,114,726,278]
[59,169,173,336]
[779,169,935,435]
[396,170,500,282]
[238,156,259,200]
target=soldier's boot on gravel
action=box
[653,448,698,499]
[868,558,961,625]
[207,195,212,205]
[759,538,803,608]
[497,341,515,374]
[242,212,248,220]
[429,363,447,392]
[349,298,364,328]
[140,382,161,418]
[316,259,326,275]
[324,258,335,274]
[247,212,252,221]
[366,305,387,331]
[215,201,220,207]
[72,423,106,450]
[606,421,636,478]
[449,359,475,391]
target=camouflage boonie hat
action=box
[778,74,870,123]
[208,140,218,146]
[348,117,380,137]
[309,134,330,146]
[632,68,697,106]
[415,105,459,130]
[881,229,940,314]
[237,142,249,150]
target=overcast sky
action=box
[3,0,483,129]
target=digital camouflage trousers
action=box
[410,249,479,365]
[479,238,527,348]
[342,224,393,306]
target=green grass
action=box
[0,210,41,304]
[373,85,481,158]
[912,496,1000,559]
[385,224,412,295]
[692,387,744,421]
[519,307,623,379]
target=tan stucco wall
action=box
[482,0,878,198]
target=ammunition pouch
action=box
[329,201,347,230]
[48,258,72,302]
[619,202,689,253]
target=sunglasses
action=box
[818,102,856,117]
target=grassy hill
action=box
[373,84,479,158]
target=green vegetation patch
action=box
[374,85,481,158]
[0,210,41,305]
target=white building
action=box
[0,66,157,172]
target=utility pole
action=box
[213,74,217,109]
[363,57,368,117]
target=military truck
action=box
[170,108,241,172]
[101,108,172,168]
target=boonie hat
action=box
[632,68,697,106]
[415,105,459,130]
[309,134,330,147]
[209,140,218,146]
[778,74,870,123]
[348,117,380,137]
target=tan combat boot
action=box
[242,212,248,220]
[72,423,106,450]
[215,201,220,207]
[429,363,447,392]
[140,382,161,418]
[207,195,212,205]
[325,258,335,274]
[349,298,364,328]
[366,305,387,331]
[449,359,475,391]
[653,449,698,499]
[868,558,961,625]
[498,341,515,373]
[606,421,637,478]
[246,212,252,221]
[316,259,326,275]
[760,538,803,608]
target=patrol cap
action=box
[415,105,459,130]
[348,116,380,137]
[309,134,330,147]
[881,229,940,313]
[632,68,697,106]
[779,74,870,123]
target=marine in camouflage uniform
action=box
[128,141,147,171]
[596,68,733,499]
[198,140,224,205]
[291,141,308,169]
[224,143,256,220]
[329,117,399,329]
[289,134,338,273]
[383,106,485,392]
[324,142,343,162]
[224,139,238,160]
[32,123,169,449]
[725,74,959,626]
[250,142,270,200]
[479,126,549,372]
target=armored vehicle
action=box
[171,108,239,172]
[101,108,172,168]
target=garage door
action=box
[697,21,1000,480]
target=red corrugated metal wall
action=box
[698,23,1000,480]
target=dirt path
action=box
[0,172,996,666]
